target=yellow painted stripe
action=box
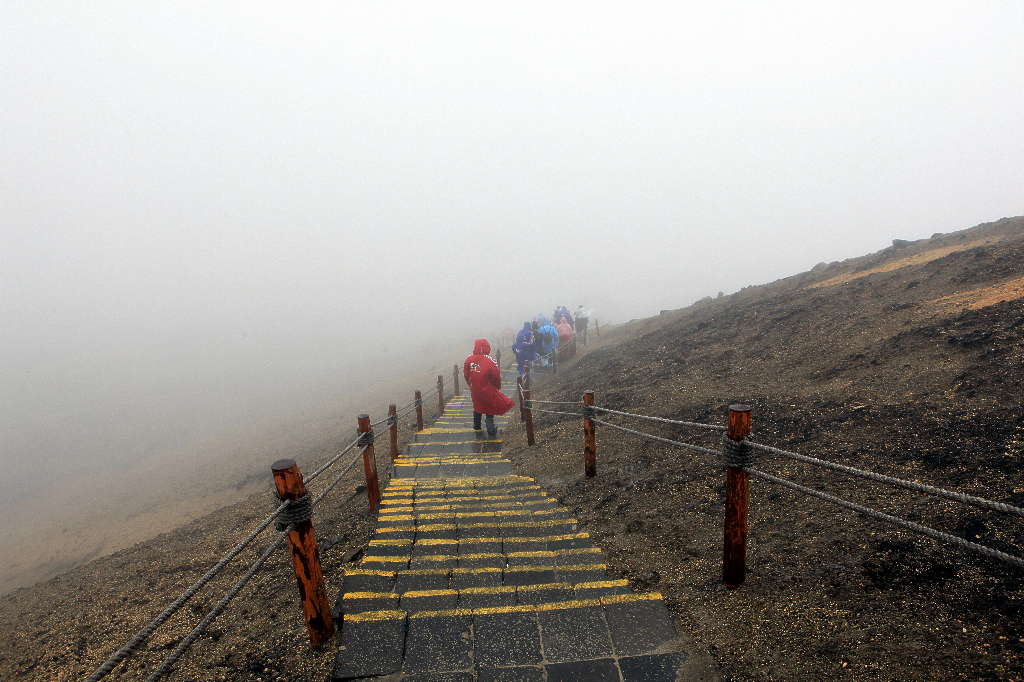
[517,582,572,592]
[343,592,398,600]
[381,490,544,502]
[505,563,607,573]
[601,592,663,605]
[388,593,662,619]
[577,579,629,589]
[401,589,459,598]
[471,604,536,615]
[344,569,396,577]
[460,585,516,595]
[378,500,553,513]
[409,608,475,618]
[362,556,411,564]
[377,509,561,522]
[405,440,501,445]
[369,539,412,546]
[344,609,406,622]
[376,518,577,533]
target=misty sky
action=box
[2,2,1023,498]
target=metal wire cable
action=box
[746,468,1024,569]
[305,434,363,484]
[748,441,1024,518]
[144,531,291,681]
[82,500,288,682]
[528,406,583,418]
[591,405,726,432]
[528,398,583,405]
[311,447,368,507]
[590,417,720,457]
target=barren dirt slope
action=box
[500,216,1024,681]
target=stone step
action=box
[331,593,681,681]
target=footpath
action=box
[331,368,693,681]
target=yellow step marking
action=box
[362,556,412,564]
[381,490,544,502]
[460,585,516,595]
[401,588,459,598]
[344,610,406,622]
[376,518,577,533]
[400,593,663,619]
[377,508,562,522]
[369,538,412,546]
[505,563,607,573]
[378,501,554,513]
[576,579,629,589]
[344,568,396,577]
[517,582,572,592]
[405,440,501,445]
[343,591,398,600]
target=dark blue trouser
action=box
[473,412,496,435]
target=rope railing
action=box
[516,376,1024,585]
[84,359,464,680]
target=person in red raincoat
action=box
[463,338,514,437]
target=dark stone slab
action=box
[458,588,517,609]
[459,541,502,554]
[400,590,459,613]
[396,571,449,592]
[604,598,677,656]
[545,658,620,682]
[338,593,399,614]
[503,569,556,586]
[365,543,413,557]
[451,569,502,589]
[556,567,608,585]
[476,666,545,682]
[403,613,473,673]
[575,582,630,600]
[416,527,459,541]
[619,652,690,681]
[474,611,542,668]
[375,528,417,541]
[332,614,406,679]
[537,605,614,663]
[402,672,474,682]
[458,555,507,569]
[516,585,574,605]
[341,572,395,594]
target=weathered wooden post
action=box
[414,390,424,431]
[552,346,558,374]
[723,404,752,588]
[523,374,536,446]
[517,376,526,422]
[496,348,501,370]
[271,459,335,647]
[357,415,381,513]
[582,390,596,477]
[436,375,444,416]
[388,403,399,461]
[453,364,461,397]
[595,319,600,337]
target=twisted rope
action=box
[748,441,1024,518]
[528,398,583,406]
[82,500,288,681]
[144,531,290,681]
[591,406,726,432]
[528,405,582,418]
[722,437,754,468]
[305,434,363,484]
[590,417,719,457]
[311,447,368,507]
[747,468,1024,569]
[273,495,312,531]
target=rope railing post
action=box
[723,404,752,588]
[414,390,424,432]
[357,415,381,513]
[552,345,558,374]
[583,390,596,477]
[496,348,501,370]
[595,318,600,336]
[524,374,536,447]
[453,364,461,397]
[517,376,526,422]
[437,374,445,416]
[388,403,399,461]
[270,459,334,648]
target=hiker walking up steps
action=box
[463,338,514,438]
[512,321,537,377]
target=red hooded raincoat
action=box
[463,339,514,416]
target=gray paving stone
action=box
[604,599,677,656]
[402,672,475,682]
[403,613,473,673]
[619,652,689,681]
[451,569,502,589]
[503,568,556,586]
[474,611,543,667]
[516,584,574,605]
[545,658,620,681]
[400,590,459,613]
[332,614,406,680]
[537,605,614,663]
[341,572,395,593]
[458,588,517,609]
[396,571,450,592]
[476,666,545,682]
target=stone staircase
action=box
[332,371,690,681]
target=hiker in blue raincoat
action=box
[537,319,559,366]
[512,322,537,377]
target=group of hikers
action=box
[461,306,591,438]
[511,305,591,377]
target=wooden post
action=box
[271,459,335,647]
[496,348,501,370]
[453,364,461,397]
[552,346,558,374]
[583,390,596,477]
[388,403,399,461]
[524,374,536,446]
[357,415,381,513]
[595,319,600,337]
[437,375,444,416]
[723,404,752,588]
[517,376,526,422]
[414,390,424,432]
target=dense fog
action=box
[2,2,1022,592]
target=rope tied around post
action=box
[358,428,375,447]
[274,494,313,531]
[722,435,754,469]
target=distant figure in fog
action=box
[463,338,514,437]
[556,316,574,345]
[512,322,537,377]
[555,305,573,329]
[575,305,590,344]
